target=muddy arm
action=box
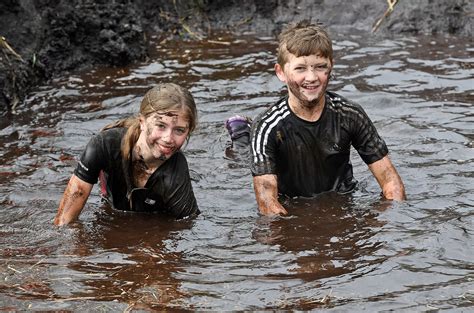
[368,155,406,201]
[253,174,288,216]
[54,174,93,225]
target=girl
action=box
[54,83,199,225]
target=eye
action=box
[155,123,166,129]
[174,128,187,135]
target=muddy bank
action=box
[1,0,472,113]
[202,0,473,37]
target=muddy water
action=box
[0,32,473,311]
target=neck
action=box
[133,136,163,171]
[288,94,326,122]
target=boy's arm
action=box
[368,155,406,201]
[54,174,93,225]
[253,174,288,215]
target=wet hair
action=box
[103,83,198,161]
[277,20,333,67]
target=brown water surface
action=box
[0,32,473,311]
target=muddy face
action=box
[276,53,332,109]
[140,109,190,161]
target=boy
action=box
[246,20,405,215]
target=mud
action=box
[1,0,472,113]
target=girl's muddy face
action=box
[276,53,332,108]
[140,109,190,160]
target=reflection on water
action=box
[253,194,387,282]
[64,211,195,309]
[0,32,473,310]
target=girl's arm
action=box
[54,174,93,225]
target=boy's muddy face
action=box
[276,53,332,109]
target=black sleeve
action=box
[350,104,389,164]
[159,153,199,218]
[73,133,106,184]
[250,114,278,176]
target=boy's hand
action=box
[253,175,288,216]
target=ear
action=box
[139,115,145,132]
[328,59,334,78]
[274,63,287,83]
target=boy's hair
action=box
[277,20,333,67]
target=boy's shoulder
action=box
[254,96,290,123]
[326,90,363,112]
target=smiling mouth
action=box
[302,85,319,90]
[159,144,174,154]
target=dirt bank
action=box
[1,0,472,114]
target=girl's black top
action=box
[74,127,199,218]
